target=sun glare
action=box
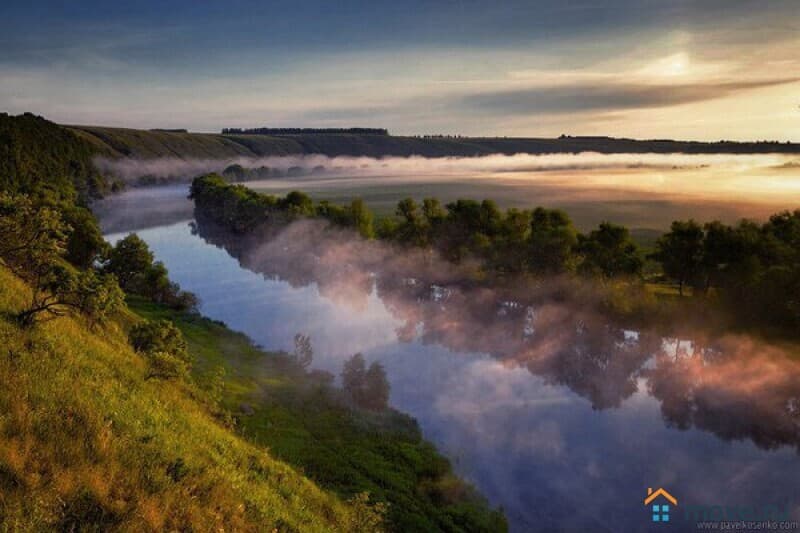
[638,52,690,79]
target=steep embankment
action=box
[68,124,800,160]
[0,266,361,531]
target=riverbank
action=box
[128,296,508,532]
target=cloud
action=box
[456,78,800,116]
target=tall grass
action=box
[0,266,367,532]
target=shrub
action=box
[129,319,191,380]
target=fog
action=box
[96,151,800,205]
[191,214,800,453]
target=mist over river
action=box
[100,184,800,532]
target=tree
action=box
[528,207,578,275]
[62,205,108,268]
[651,220,704,295]
[422,197,446,227]
[129,319,192,380]
[348,198,374,239]
[698,221,739,292]
[346,492,388,533]
[74,271,125,328]
[0,193,124,327]
[341,353,367,403]
[362,362,390,410]
[0,193,68,276]
[578,222,642,278]
[340,354,390,410]
[293,333,313,369]
[15,262,78,327]
[105,234,154,290]
[491,208,531,274]
[280,190,314,217]
[395,198,427,246]
[104,233,195,309]
[130,319,188,356]
[222,164,247,181]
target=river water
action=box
[99,186,800,532]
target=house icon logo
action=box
[644,487,677,523]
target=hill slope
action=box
[0,266,367,531]
[69,124,800,160]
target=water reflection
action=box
[190,214,800,446]
[104,211,800,532]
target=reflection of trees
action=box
[646,339,800,451]
[192,214,800,451]
[523,317,659,410]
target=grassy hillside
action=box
[0,266,370,531]
[69,124,800,160]
[1,113,106,201]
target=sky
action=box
[1,1,798,140]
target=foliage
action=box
[0,193,68,275]
[130,319,192,380]
[129,319,189,359]
[578,222,643,279]
[73,270,125,328]
[528,207,578,274]
[0,112,106,202]
[341,353,391,411]
[651,211,800,334]
[0,193,123,327]
[189,175,800,339]
[346,492,389,532]
[651,220,704,295]
[62,204,109,268]
[104,233,197,311]
[104,233,154,288]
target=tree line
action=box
[190,173,800,337]
[222,127,389,136]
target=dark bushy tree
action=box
[362,362,390,410]
[0,193,123,327]
[341,353,367,402]
[341,353,390,410]
[528,207,578,275]
[104,233,196,311]
[105,234,154,290]
[651,220,704,295]
[578,222,642,279]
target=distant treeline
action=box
[190,173,800,338]
[222,127,389,135]
[150,128,188,133]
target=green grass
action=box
[0,267,374,532]
[128,298,508,532]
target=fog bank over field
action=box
[97,152,800,205]
[96,151,798,232]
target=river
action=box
[99,185,800,532]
